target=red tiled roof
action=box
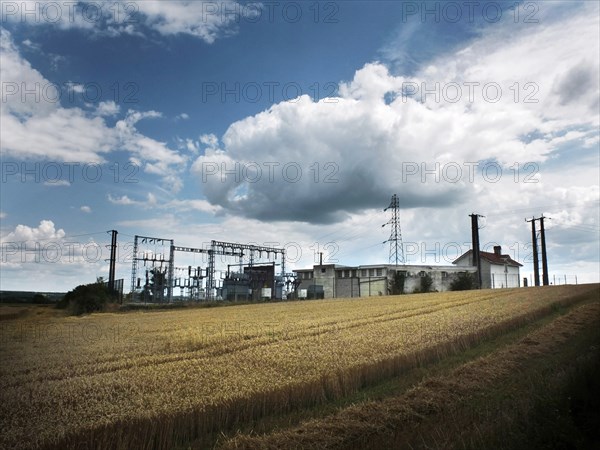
[453,249,522,267]
[480,250,522,267]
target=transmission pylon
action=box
[382,194,405,265]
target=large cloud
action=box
[191,4,598,223]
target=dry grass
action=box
[1,284,597,449]
[218,296,600,449]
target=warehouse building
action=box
[294,264,476,298]
[293,245,521,298]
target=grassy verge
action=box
[217,299,600,449]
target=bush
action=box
[62,280,114,315]
[55,296,70,309]
[32,293,51,304]
[389,271,406,295]
[420,273,433,293]
[450,272,476,291]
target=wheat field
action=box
[0,284,596,449]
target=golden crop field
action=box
[0,284,596,450]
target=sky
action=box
[0,0,599,293]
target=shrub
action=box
[62,280,114,315]
[420,273,433,293]
[389,271,406,295]
[450,272,476,291]
[32,293,50,304]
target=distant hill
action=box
[0,291,65,304]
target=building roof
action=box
[294,264,350,272]
[453,249,523,267]
[293,264,479,273]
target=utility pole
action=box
[539,216,549,286]
[469,214,484,289]
[526,217,540,286]
[107,229,118,296]
[526,216,550,286]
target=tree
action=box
[450,272,476,291]
[420,273,433,293]
[62,279,114,315]
[389,271,406,295]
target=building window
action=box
[351,270,356,277]
[321,268,326,273]
[376,268,382,277]
[369,269,375,277]
[361,269,367,277]
[441,271,448,278]
[344,270,350,278]
[337,271,343,278]
[419,271,426,277]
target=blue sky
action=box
[1,1,599,292]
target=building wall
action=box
[358,277,388,297]
[453,255,474,267]
[480,259,492,289]
[489,264,520,288]
[335,277,361,298]
[477,260,521,289]
[314,265,337,298]
[393,266,477,293]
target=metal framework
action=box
[172,244,243,301]
[130,235,175,301]
[383,194,405,265]
[207,240,286,300]
[130,237,286,302]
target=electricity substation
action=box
[94,196,559,304]
[129,235,299,302]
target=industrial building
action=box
[293,245,521,298]
[220,263,285,301]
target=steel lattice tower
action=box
[383,194,405,265]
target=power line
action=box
[484,201,598,218]
[0,230,112,245]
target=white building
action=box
[453,245,522,288]
[294,263,477,299]
[292,245,522,299]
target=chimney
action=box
[494,245,501,256]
